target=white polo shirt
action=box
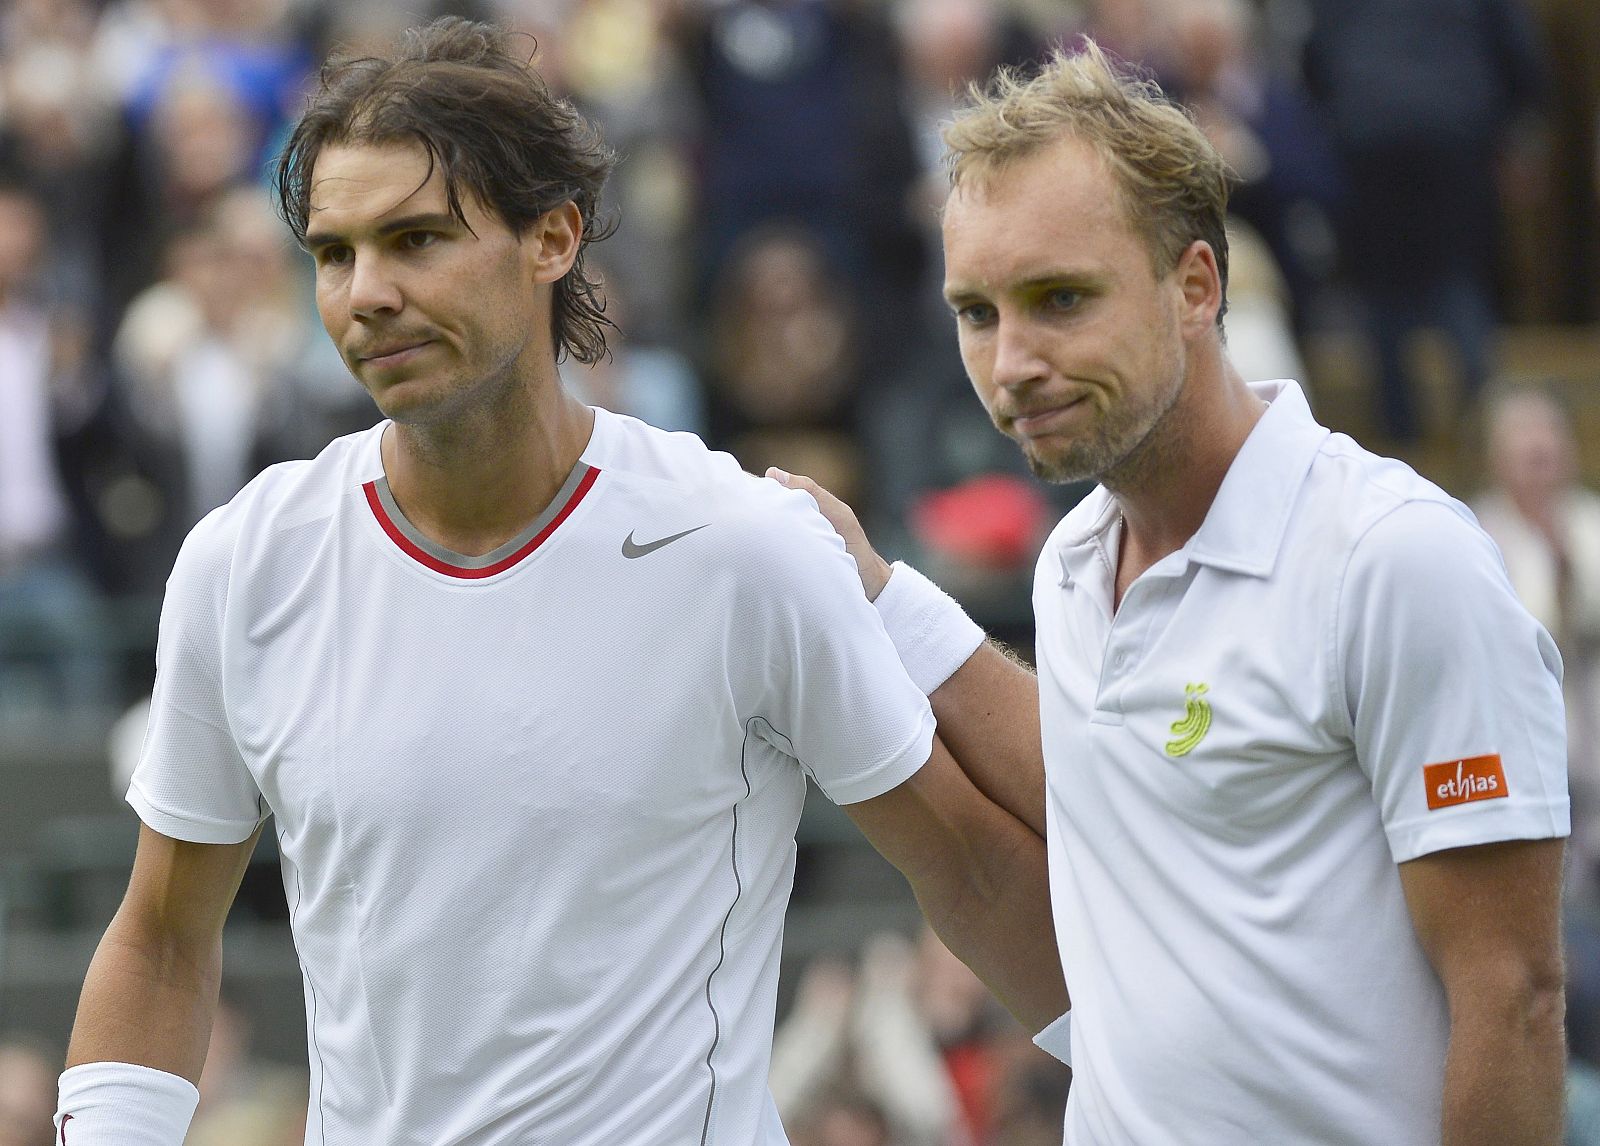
[127,407,935,1145]
[1034,380,1568,1145]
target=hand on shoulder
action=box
[766,467,893,601]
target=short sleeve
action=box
[126,509,266,844]
[727,484,935,806]
[1339,499,1569,862]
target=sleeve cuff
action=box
[1032,1009,1072,1066]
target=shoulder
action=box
[582,407,747,494]
[585,408,847,571]
[1293,433,1488,573]
[1312,433,1468,531]
[170,426,380,589]
[1330,471,1531,658]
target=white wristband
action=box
[1032,1009,1073,1066]
[55,1061,200,1145]
[872,561,986,695]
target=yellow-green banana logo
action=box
[1165,683,1211,757]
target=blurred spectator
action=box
[109,0,310,147]
[560,259,706,433]
[667,0,927,368]
[185,992,309,1146]
[772,928,1065,1146]
[893,0,1041,215]
[1473,385,1600,891]
[0,1035,56,1146]
[112,186,324,530]
[702,226,864,505]
[549,0,699,343]
[1074,0,1164,65]
[100,64,269,323]
[1220,219,1309,386]
[1302,0,1549,441]
[789,1089,894,1146]
[92,0,313,321]
[858,308,1081,645]
[982,1035,1071,1146]
[0,0,121,316]
[771,934,967,1146]
[1153,0,1342,327]
[0,179,110,714]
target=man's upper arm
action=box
[1401,832,1561,985]
[131,504,266,842]
[119,822,263,947]
[1399,838,1565,1000]
[1340,500,1568,862]
[729,485,936,806]
[840,737,1006,891]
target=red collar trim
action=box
[363,466,600,579]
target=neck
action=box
[381,376,595,557]
[1108,354,1266,592]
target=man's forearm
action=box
[930,642,1048,838]
[1440,986,1565,1145]
[66,913,222,1082]
[906,799,1067,1032]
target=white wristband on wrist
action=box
[872,561,986,695]
[55,1061,200,1145]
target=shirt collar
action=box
[1052,379,1329,586]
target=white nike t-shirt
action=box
[128,408,935,1145]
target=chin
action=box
[367,376,448,420]
[1020,435,1105,485]
[1026,455,1090,485]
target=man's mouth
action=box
[357,339,433,366]
[1009,396,1089,437]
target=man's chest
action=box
[1037,563,1360,836]
[216,531,749,845]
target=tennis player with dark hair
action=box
[54,19,1064,1144]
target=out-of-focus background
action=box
[0,0,1597,1142]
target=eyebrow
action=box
[304,211,459,250]
[944,272,1101,306]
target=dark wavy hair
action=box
[275,17,617,363]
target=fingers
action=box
[764,465,892,601]
[765,466,813,495]
[766,466,841,513]
[765,465,854,526]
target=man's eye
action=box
[1046,288,1081,310]
[317,245,352,267]
[401,231,438,250]
[957,303,996,326]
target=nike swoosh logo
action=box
[622,524,710,559]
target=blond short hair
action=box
[943,39,1233,319]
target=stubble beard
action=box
[1016,379,1182,487]
[382,347,535,467]
[1016,350,1189,489]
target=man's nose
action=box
[991,318,1050,390]
[347,253,403,320]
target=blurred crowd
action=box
[3,0,1598,696]
[2,0,1600,1142]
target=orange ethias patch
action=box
[1423,755,1509,810]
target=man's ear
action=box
[529,201,583,285]
[1173,238,1223,336]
